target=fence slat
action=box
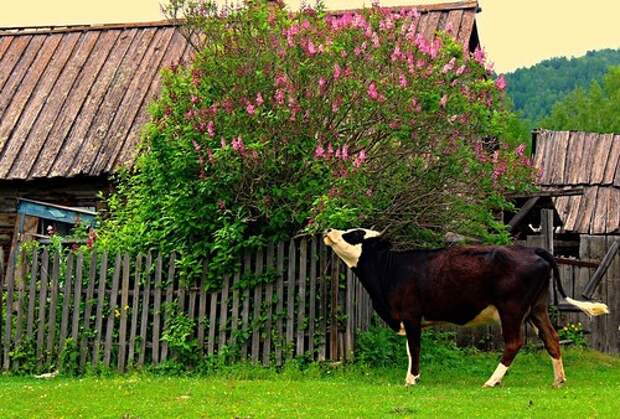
[219,275,230,352]
[151,254,163,364]
[36,249,49,366]
[14,253,27,352]
[308,237,317,356]
[230,270,240,349]
[207,289,218,356]
[240,252,251,359]
[262,244,274,365]
[2,248,16,370]
[127,254,142,367]
[251,249,263,363]
[80,252,97,368]
[286,239,296,359]
[275,242,285,366]
[345,268,354,360]
[138,253,152,367]
[296,240,307,356]
[46,252,60,362]
[318,241,327,361]
[196,260,207,351]
[92,251,108,366]
[58,252,75,359]
[71,253,84,343]
[0,248,4,364]
[117,253,131,371]
[160,253,176,362]
[26,250,39,337]
[330,254,339,361]
[188,281,197,322]
[103,253,122,367]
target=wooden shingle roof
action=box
[0,22,193,181]
[0,2,479,181]
[533,129,620,235]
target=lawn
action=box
[0,349,618,418]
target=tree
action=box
[541,66,620,133]
[98,0,535,283]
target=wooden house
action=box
[0,2,482,258]
[531,129,620,353]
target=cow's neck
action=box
[352,248,398,325]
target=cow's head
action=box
[323,228,390,268]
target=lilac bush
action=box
[100,0,535,281]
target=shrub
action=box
[99,0,535,283]
[355,324,466,368]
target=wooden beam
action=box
[506,187,584,199]
[507,196,539,231]
[582,240,619,299]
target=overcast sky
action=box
[2,0,620,73]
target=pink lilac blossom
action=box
[318,77,327,90]
[442,57,456,74]
[399,73,408,87]
[232,136,245,153]
[246,103,256,115]
[207,121,215,137]
[495,74,507,90]
[333,63,342,80]
[314,143,325,158]
[255,92,264,105]
[439,94,448,108]
[515,143,526,157]
[275,89,286,105]
[473,46,486,64]
[353,151,367,168]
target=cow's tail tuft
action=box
[534,248,610,318]
[564,297,609,317]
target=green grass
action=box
[0,349,618,418]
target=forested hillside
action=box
[505,49,620,123]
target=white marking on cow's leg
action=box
[483,363,508,388]
[405,341,419,386]
[397,322,406,336]
[552,357,566,387]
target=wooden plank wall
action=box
[0,236,374,372]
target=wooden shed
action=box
[531,129,620,353]
[0,2,482,260]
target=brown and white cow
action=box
[323,228,609,387]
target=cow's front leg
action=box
[403,322,421,386]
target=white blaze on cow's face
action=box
[323,228,381,268]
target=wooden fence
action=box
[0,237,374,372]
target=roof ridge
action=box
[0,1,480,36]
[0,20,179,36]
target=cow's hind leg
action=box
[403,322,421,386]
[484,310,524,388]
[530,305,565,387]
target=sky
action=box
[2,0,620,73]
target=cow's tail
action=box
[535,248,609,317]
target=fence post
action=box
[286,239,296,360]
[117,253,131,370]
[103,253,122,367]
[2,247,15,371]
[36,249,49,367]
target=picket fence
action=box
[0,237,375,372]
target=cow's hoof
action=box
[553,378,566,388]
[397,322,406,336]
[482,381,501,388]
[405,373,419,387]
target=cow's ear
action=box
[363,236,392,251]
[342,229,366,245]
